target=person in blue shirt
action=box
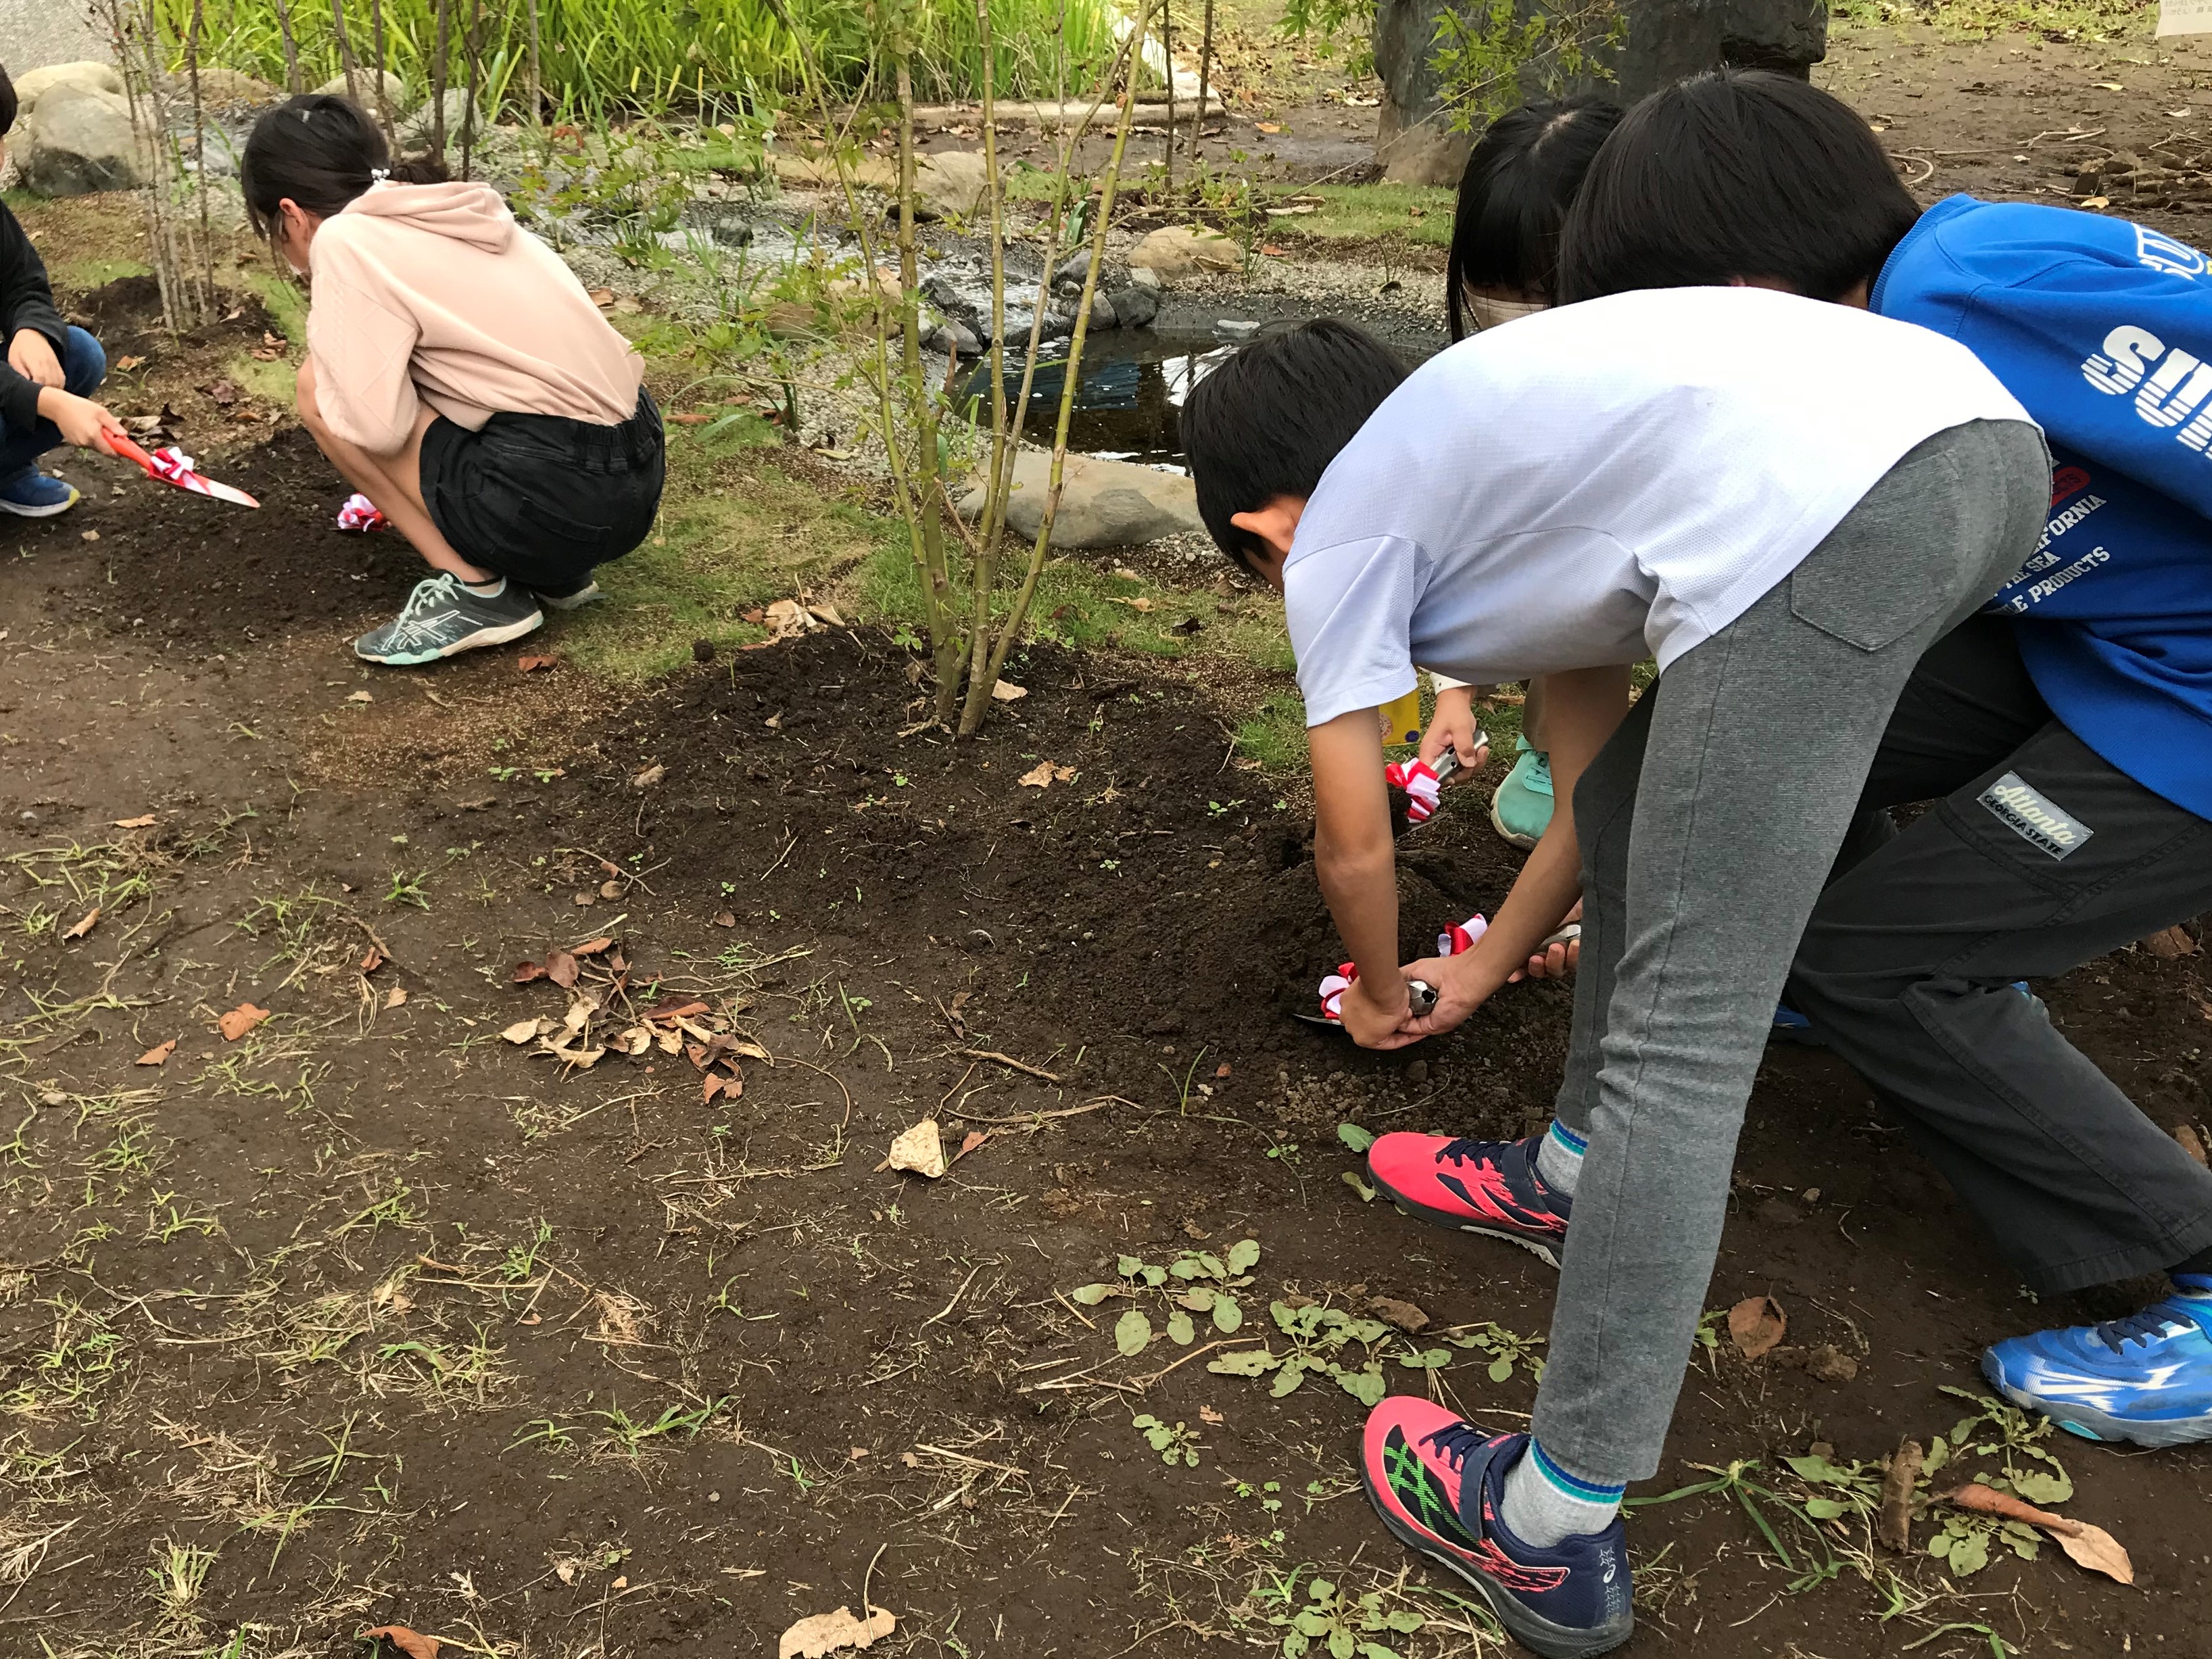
[1389,68,2212,1470]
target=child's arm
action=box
[1309,706,1418,1047]
[1401,663,1633,1035]
[1418,676,1485,771]
[0,205,69,398]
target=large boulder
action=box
[771,149,899,193]
[183,66,280,106]
[1372,0,1829,185]
[1128,224,1242,284]
[18,83,143,196]
[961,449,1203,550]
[16,62,126,119]
[312,68,410,118]
[398,87,483,147]
[914,149,990,220]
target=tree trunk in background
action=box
[1371,0,1829,185]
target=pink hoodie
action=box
[306,179,644,454]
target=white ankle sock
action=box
[1534,1120,1587,1198]
[1499,1439,1623,1547]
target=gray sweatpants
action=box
[1531,419,2051,1485]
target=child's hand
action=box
[1339,970,1419,1049]
[37,387,126,454]
[1507,901,1584,982]
[8,328,64,389]
[1418,686,1487,773]
[1397,950,1499,1038]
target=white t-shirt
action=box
[1285,286,2034,727]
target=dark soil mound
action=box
[70,272,279,351]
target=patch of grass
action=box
[237,265,311,344]
[225,350,298,409]
[1830,0,2153,38]
[1234,694,1309,774]
[1276,182,1455,246]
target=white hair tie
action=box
[370,166,391,182]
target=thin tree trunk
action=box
[329,0,361,107]
[955,0,1010,733]
[1162,0,1174,195]
[271,0,303,93]
[98,0,174,333]
[458,0,484,179]
[186,0,215,314]
[525,0,544,133]
[431,0,452,162]
[979,0,1152,700]
[1191,0,1212,165]
[368,0,398,147]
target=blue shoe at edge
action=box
[1982,1279,2212,1449]
[0,468,81,518]
[1774,982,2034,1050]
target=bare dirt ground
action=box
[3,15,2212,1659]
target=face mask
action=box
[1466,293,1547,332]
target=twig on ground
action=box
[962,1047,1060,1082]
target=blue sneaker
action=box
[0,468,81,517]
[1775,981,2034,1049]
[1489,736,1554,850]
[1982,1278,2212,1448]
[1362,1397,1633,1658]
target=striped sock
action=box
[1533,1120,1587,1199]
[1499,1439,1624,1548]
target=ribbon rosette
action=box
[147,446,198,483]
[1318,962,1357,1023]
[1384,758,1443,825]
[1438,914,1488,957]
[336,492,389,533]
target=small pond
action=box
[958,328,1234,473]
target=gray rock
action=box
[913,149,990,220]
[19,83,143,196]
[1110,282,1159,329]
[1052,249,1099,292]
[922,260,1074,347]
[1087,292,1116,329]
[1212,318,1260,343]
[927,319,982,356]
[1372,0,1827,185]
[178,66,277,105]
[16,61,124,119]
[959,448,1202,549]
[1128,224,1241,283]
[398,86,481,147]
[312,68,410,118]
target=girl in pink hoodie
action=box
[241,96,664,665]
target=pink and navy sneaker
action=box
[1361,1398,1633,1658]
[1366,1131,1570,1267]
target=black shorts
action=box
[419,387,665,596]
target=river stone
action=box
[960,449,1202,549]
[18,83,143,196]
[771,150,899,193]
[16,62,125,119]
[1128,224,1241,283]
[399,87,483,147]
[913,149,989,220]
[1371,0,1827,184]
[312,68,410,116]
[922,260,1076,347]
[1109,281,1159,329]
[181,66,279,105]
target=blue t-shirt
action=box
[1874,194,2212,821]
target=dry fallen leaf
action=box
[884,1118,947,1178]
[347,690,373,704]
[1369,1297,1429,1333]
[364,1626,441,1659]
[1256,121,1283,134]
[512,959,547,984]
[115,354,145,371]
[383,986,408,1010]
[779,1606,896,1659]
[545,948,581,989]
[1199,1405,1225,1424]
[1944,1482,2133,1584]
[136,1038,177,1067]
[360,944,388,973]
[2140,923,2199,960]
[713,910,737,928]
[2175,1122,2209,1167]
[1018,761,1059,788]
[218,1003,270,1042]
[62,907,99,940]
[501,1018,546,1044]
[588,287,616,308]
[1728,1294,1787,1360]
[990,679,1027,702]
[517,653,558,673]
[112,813,157,828]
[953,1128,988,1161]
[632,763,666,789]
[667,410,713,425]
[573,936,615,956]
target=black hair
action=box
[1446,96,1622,340]
[1180,319,1410,573]
[1557,68,1922,306]
[0,65,16,138]
[241,93,447,246]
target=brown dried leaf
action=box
[112,813,158,828]
[1018,761,1057,788]
[544,949,580,989]
[115,354,146,371]
[517,653,559,673]
[2175,1122,2209,1167]
[778,1606,895,1659]
[953,1128,988,1161]
[383,986,408,1010]
[218,1003,270,1042]
[1728,1295,1787,1360]
[1944,1483,2133,1584]
[588,287,616,308]
[609,1026,652,1056]
[2052,1519,2134,1584]
[364,1627,441,1659]
[501,1017,546,1044]
[1369,1297,1429,1333]
[713,910,738,928]
[2140,923,2199,960]
[136,1038,177,1067]
[644,999,711,1024]
[62,907,99,940]
[360,944,388,973]
[512,960,546,984]
[990,679,1027,702]
[573,936,615,957]
[632,763,666,789]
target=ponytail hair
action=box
[241,93,448,246]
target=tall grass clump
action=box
[162,0,1125,115]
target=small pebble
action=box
[1403,1059,1428,1084]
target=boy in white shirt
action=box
[1180,307,2043,1657]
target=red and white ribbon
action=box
[337,492,389,532]
[1439,913,1488,957]
[147,446,198,484]
[1385,758,1443,825]
[1318,963,1357,1022]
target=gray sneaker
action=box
[354,574,544,665]
[535,580,601,611]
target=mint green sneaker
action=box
[1489,737,1554,850]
